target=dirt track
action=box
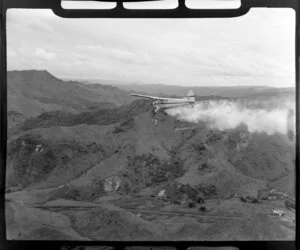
[31,203,245,220]
[125,208,245,220]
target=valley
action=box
[5,70,296,241]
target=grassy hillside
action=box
[7,104,295,200]
[6,70,295,240]
[20,99,152,131]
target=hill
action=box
[19,99,152,131]
[5,71,295,240]
[6,106,295,240]
[7,102,295,197]
[7,70,134,117]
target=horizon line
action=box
[7,69,295,89]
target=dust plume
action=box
[166,99,295,136]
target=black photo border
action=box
[0,0,298,250]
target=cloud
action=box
[34,48,56,61]
[76,44,154,65]
[6,8,295,86]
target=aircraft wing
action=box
[130,93,169,101]
[196,96,237,102]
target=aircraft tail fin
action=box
[186,90,195,102]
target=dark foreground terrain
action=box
[5,70,295,241]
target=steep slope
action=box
[6,108,183,190]
[6,124,116,189]
[7,70,134,117]
[20,99,152,131]
[6,74,296,241]
[6,97,296,241]
[6,101,295,200]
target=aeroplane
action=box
[131,90,196,114]
[130,90,235,127]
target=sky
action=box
[6,6,295,87]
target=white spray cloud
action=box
[166,99,295,136]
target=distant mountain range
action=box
[73,78,295,98]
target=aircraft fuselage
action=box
[153,99,194,112]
